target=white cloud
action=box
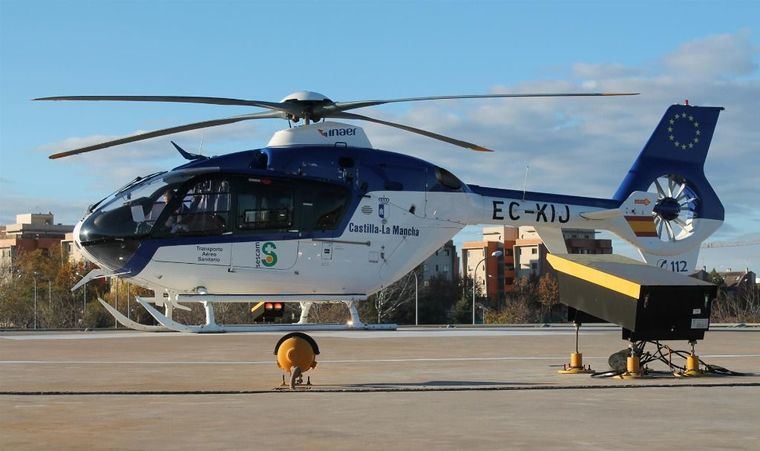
[35,119,275,193]
[0,193,85,225]
[662,29,758,80]
[572,62,642,80]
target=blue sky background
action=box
[1,0,758,271]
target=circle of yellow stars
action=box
[667,112,701,150]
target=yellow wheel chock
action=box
[274,332,319,389]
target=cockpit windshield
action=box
[80,172,184,242]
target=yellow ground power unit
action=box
[547,254,717,341]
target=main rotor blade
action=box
[327,92,639,113]
[330,112,494,152]
[48,111,283,159]
[35,95,300,115]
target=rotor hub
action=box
[653,197,681,222]
[280,90,332,103]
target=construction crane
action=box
[701,238,760,249]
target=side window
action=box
[236,179,295,231]
[231,176,349,234]
[299,182,349,231]
[160,178,231,236]
[435,167,463,190]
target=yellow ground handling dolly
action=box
[274,332,320,389]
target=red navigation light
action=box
[263,301,284,318]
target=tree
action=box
[537,273,560,322]
[484,276,540,325]
[309,303,350,324]
[711,281,760,324]
[0,249,100,329]
[708,268,724,286]
[371,271,416,324]
[419,275,463,324]
[448,275,481,324]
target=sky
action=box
[1,0,758,272]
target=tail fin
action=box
[614,104,724,272]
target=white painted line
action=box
[0,329,610,340]
[701,354,760,358]
[0,332,191,341]
[0,360,273,365]
[1,354,759,366]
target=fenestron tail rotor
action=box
[36,90,638,158]
[650,174,699,242]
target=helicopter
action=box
[38,91,724,332]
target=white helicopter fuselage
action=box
[89,186,712,300]
[127,190,454,296]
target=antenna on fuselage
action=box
[522,165,530,200]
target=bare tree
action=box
[373,272,416,324]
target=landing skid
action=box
[134,296,396,333]
[98,298,169,332]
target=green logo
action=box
[262,242,277,267]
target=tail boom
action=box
[459,103,724,273]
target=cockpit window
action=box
[158,178,231,236]
[299,182,348,231]
[233,176,349,234]
[237,181,294,231]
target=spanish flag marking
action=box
[625,215,658,237]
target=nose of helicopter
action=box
[75,210,142,272]
[71,219,99,266]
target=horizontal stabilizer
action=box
[579,209,620,220]
[580,191,656,221]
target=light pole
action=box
[127,281,130,321]
[114,280,118,329]
[414,270,419,326]
[472,250,503,325]
[76,272,87,325]
[33,273,38,330]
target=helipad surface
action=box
[1,326,759,449]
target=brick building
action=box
[462,226,612,302]
[0,213,74,276]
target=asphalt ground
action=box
[1,326,759,450]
